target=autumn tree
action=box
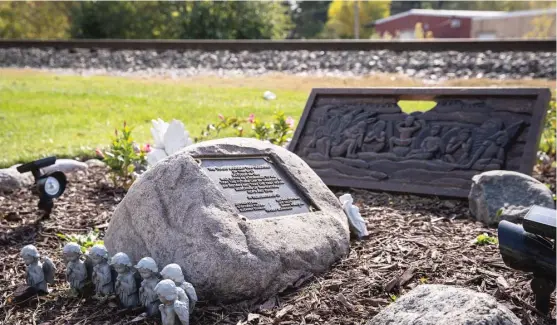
[322,0,390,39]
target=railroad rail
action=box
[0,39,554,52]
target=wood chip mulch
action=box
[0,164,555,325]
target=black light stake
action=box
[16,156,67,217]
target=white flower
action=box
[147,119,193,166]
[263,91,276,100]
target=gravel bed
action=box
[0,47,555,80]
[0,164,555,325]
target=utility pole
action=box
[354,0,360,39]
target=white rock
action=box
[339,193,369,238]
[263,91,276,100]
[41,159,88,174]
[469,170,555,225]
[85,159,107,168]
[367,284,521,325]
[0,168,33,192]
[105,137,350,303]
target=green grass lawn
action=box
[0,71,311,167]
[0,69,553,168]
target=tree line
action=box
[0,1,554,40]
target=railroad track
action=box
[0,39,555,52]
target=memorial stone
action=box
[105,138,350,303]
[289,88,550,198]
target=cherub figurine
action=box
[111,252,139,308]
[155,279,190,325]
[20,245,56,293]
[62,243,88,296]
[89,244,114,300]
[135,257,160,316]
[160,264,198,314]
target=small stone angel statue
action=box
[135,257,161,316]
[160,264,198,314]
[62,242,88,296]
[111,252,139,308]
[155,279,190,325]
[20,245,56,293]
[89,244,114,300]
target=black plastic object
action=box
[498,205,556,313]
[16,156,67,217]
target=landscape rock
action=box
[469,170,555,225]
[104,137,350,303]
[367,284,521,325]
[0,168,33,192]
[85,159,107,168]
[41,159,88,174]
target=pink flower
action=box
[142,143,152,153]
[95,148,104,159]
[218,114,225,121]
[286,116,295,129]
[248,113,256,123]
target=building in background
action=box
[372,8,556,39]
[471,8,556,39]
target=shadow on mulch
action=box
[0,165,555,325]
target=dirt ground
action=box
[0,163,555,325]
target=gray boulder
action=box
[469,170,555,225]
[0,167,33,192]
[104,137,350,303]
[367,284,521,325]
[41,159,88,174]
[85,159,107,168]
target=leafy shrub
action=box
[195,111,296,146]
[56,229,103,253]
[96,122,149,189]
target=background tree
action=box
[288,1,331,39]
[322,0,390,38]
[0,1,71,39]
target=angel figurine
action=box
[111,252,139,308]
[160,264,198,313]
[155,279,190,325]
[135,257,160,316]
[89,244,114,300]
[339,193,369,239]
[20,245,56,293]
[62,243,88,296]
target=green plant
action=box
[539,99,556,156]
[389,294,397,302]
[473,233,498,246]
[96,122,148,189]
[56,229,104,253]
[195,112,296,146]
[419,277,428,284]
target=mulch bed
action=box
[0,164,555,325]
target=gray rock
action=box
[104,137,350,303]
[0,168,33,192]
[469,170,555,225]
[85,159,107,168]
[367,284,521,325]
[41,159,88,174]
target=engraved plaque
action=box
[289,88,550,198]
[198,156,314,219]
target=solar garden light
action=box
[16,156,67,216]
[498,205,556,314]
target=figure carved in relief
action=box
[330,121,367,158]
[407,124,445,160]
[389,115,423,157]
[443,128,472,163]
[362,120,387,153]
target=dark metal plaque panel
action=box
[289,88,551,198]
[198,156,314,220]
